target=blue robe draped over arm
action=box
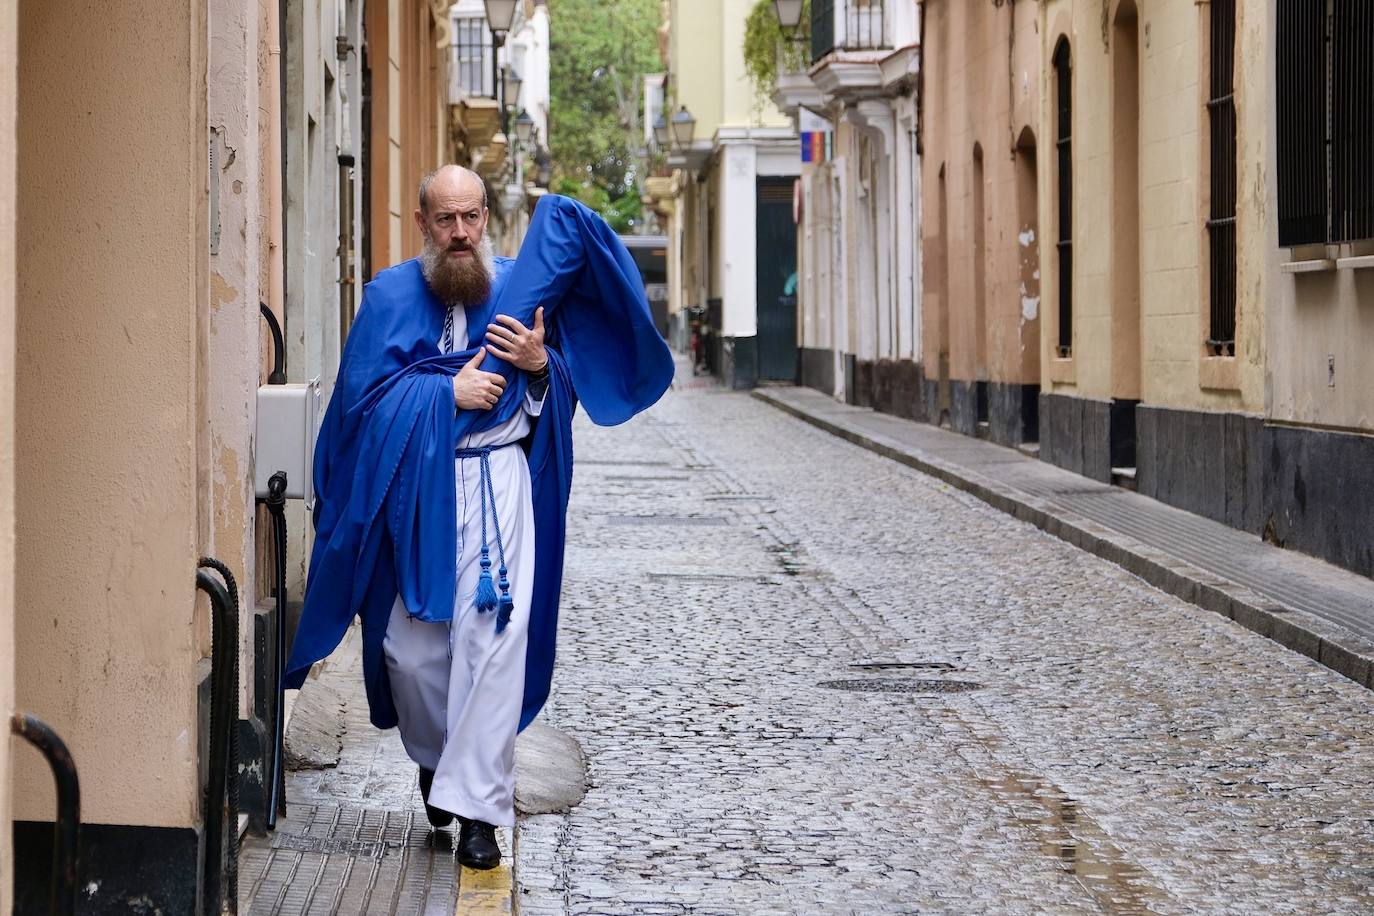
[286,194,674,731]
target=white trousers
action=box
[382,444,534,827]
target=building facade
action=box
[658,0,801,389]
[448,0,553,256]
[1036,0,1374,577]
[772,0,921,414]
[2,0,449,910]
[920,0,1039,444]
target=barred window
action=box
[453,17,493,99]
[1054,38,1073,357]
[1207,0,1237,353]
[1277,0,1374,245]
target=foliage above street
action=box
[743,0,810,108]
[548,0,661,232]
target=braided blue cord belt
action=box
[455,445,515,634]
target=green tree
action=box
[548,0,661,229]
[743,0,810,108]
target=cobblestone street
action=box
[514,377,1374,915]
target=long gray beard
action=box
[420,234,495,307]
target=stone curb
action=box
[754,388,1374,693]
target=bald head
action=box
[419,165,486,214]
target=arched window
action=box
[1053,38,1073,358]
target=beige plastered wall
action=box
[669,0,724,139]
[921,0,1042,387]
[1258,1,1371,432]
[0,0,16,905]
[369,0,448,273]
[210,0,263,713]
[14,0,208,828]
[1038,0,1263,413]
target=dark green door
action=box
[756,178,798,381]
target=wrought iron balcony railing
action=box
[811,0,888,64]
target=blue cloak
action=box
[285,194,674,731]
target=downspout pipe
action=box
[264,471,289,829]
[10,714,79,916]
[266,0,285,371]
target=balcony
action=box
[808,0,890,104]
[810,0,888,64]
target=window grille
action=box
[1054,39,1073,358]
[1207,0,1237,353]
[452,17,493,99]
[1277,0,1374,245]
[1332,0,1374,242]
[810,0,886,63]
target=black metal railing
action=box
[1277,0,1374,245]
[811,0,886,63]
[1053,38,1073,358]
[11,714,79,916]
[1332,0,1374,242]
[197,559,241,916]
[1207,0,1237,354]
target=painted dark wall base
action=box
[847,358,926,421]
[1039,393,1115,483]
[927,379,1039,445]
[799,347,835,395]
[15,821,200,914]
[1261,423,1374,578]
[1137,405,1263,533]
[988,382,1040,446]
[1067,399,1373,579]
[713,335,757,390]
[946,379,980,437]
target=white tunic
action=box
[382,303,544,827]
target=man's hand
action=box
[453,347,507,411]
[485,307,547,373]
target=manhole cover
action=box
[849,661,957,672]
[648,571,769,583]
[606,515,730,526]
[819,678,984,694]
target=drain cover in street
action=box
[606,515,730,526]
[819,678,984,694]
[849,661,957,672]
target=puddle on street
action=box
[974,770,1172,914]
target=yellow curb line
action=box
[455,825,515,914]
[456,862,513,914]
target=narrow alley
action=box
[248,368,1374,914]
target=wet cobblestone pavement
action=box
[514,378,1374,914]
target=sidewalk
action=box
[755,386,1374,691]
[237,626,515,915]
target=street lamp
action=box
[535,147,553,187]
[652,113,670,149]
[483,0,518,34]
[513,109,535,146]
[670,105,697,150]
[502,65,523,112]
[485,0,519,133]
[772,0,805,33]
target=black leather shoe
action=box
[418,767,454,828]
[456,817,501,870]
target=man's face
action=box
[416,174,488,259]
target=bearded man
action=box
[285,165,673,870]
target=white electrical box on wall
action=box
[255,378,321,504]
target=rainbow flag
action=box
[800,110,832,163]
